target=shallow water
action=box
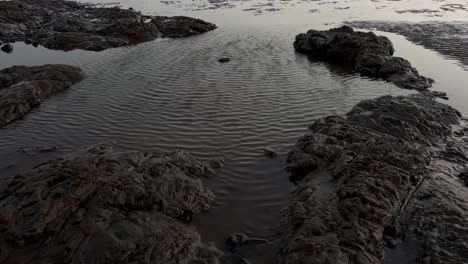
[1,0,468,260]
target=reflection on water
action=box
[1,0,468,259]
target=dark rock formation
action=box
[0,64,85,127]
[394,128,468,264]
[0,144,224,264]
[0,43,13,53]
[0,0,216,51]
[280,94,464,263]
[294,26,433,90]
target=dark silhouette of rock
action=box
[0,144,224,264]
[280,94,464,263]
[0,64,85,127]
[218,58,231,63]
[0,0,216,51]
[294,26,434,90]
[0,43,13,53]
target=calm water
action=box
[1,0,467,258]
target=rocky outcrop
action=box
[294,26,433,90]
[0,64,85,127]
[0,0,217,51]
[0,144,225,264]
[280,94,464,263]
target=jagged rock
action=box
[0,144,222,264]
[0,43,13,53]
[294,26,434,90]
[0,0,216,51]
[280,94,462,263]
[0,64,85,127]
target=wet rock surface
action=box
[294,26,434,90]
[0,64,85,127]
[0,0,216,51]
[389,128,468,264]
[0,144,225,264]
[347,21,468,69]
[280,94,465,263]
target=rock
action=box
[0,43,13,53]
[422,90,449,100]
[0,144,222,264]
[0,64,85,127]
[399,133,468,264]
[383,236,398,249]
[280,94,462,263]
[218,58,230,63]
[264,147,279,158]
[0,0,216,51]
[226,233,249,251]
[209,157,225,169]
[294,26,433,90]
[152,16,217,38]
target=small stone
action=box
[1,43,13,53]
[218,58,230,63]
[383,235,398,249]
[225,233,248,251]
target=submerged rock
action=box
[280,94,463,263]
[0,64,85,127]
[0,144,222,264]
[294,26,433,90]
[0,0,216,51]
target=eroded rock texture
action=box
[392,123,468,264]
[294,26,433,90]
[280,94,463,264]
[0,64,85,127]
[0,0,217,51]
[0,144,223,264]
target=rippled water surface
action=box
[1,0,468,259]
